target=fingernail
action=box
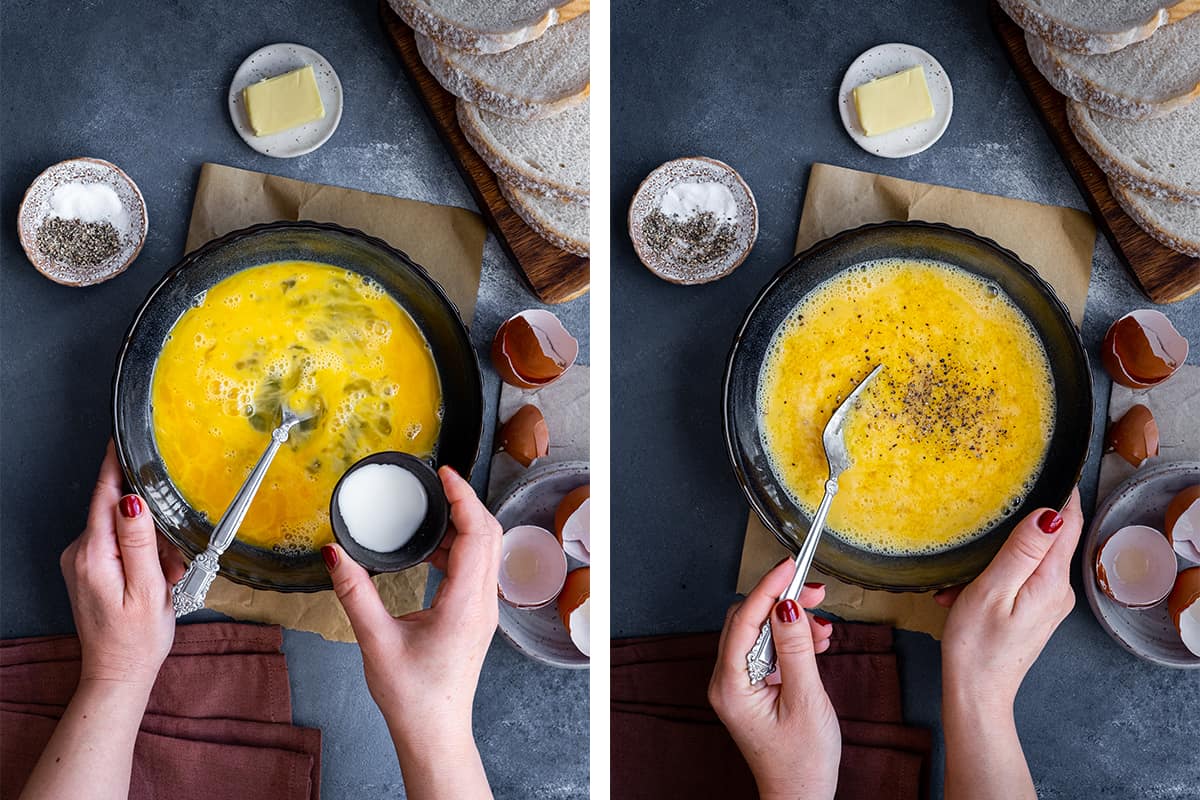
[814,616,832,629]
[1037,510,1064,534]
[321,545,339,571]
[119,495,143,519]
[804,582,825,590]
[775,599,801,624]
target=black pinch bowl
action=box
[330,452,449,573]
[112,221,483,592]
[723,221,1093,592]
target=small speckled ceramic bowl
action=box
[16,157,148,286]
[228,43,343,158]
[330,452,449,573]
[628,156,758,285]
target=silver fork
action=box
[172,401,312,617]
[746,363,885,684]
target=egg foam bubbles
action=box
[151,260,441,554]
[757,258,1055,555]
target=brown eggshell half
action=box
[557,566,590,628]
[1165,485,1200,564]
[491,310,579,389]
[1101,310,1189,389]
[1167,567,1200,657]
[497,404,550,467]
[1105,404,1159,467]
[554,485,591,564]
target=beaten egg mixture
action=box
[152,261,441,554]
[758,259,1054,555]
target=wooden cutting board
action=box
[379,1,589,305]
[990,2,1200,304]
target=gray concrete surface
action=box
[611,1,1199,797]
[0,2,588,797]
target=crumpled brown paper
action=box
[737,163,1096,639]
[185,162,487,642]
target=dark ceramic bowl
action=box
[723,221,1092,592]
[330,452,449,573]
[112,221,483,592]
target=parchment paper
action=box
[185,162,487,643]
[486,366,590,505]
[1097,365,1200,501]
[737,163,1096,639]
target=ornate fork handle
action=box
[172,547,222,618]
[746,477,838,684]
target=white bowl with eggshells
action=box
[628,156,758,285]
[17,157,148,286]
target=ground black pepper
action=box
[35,217,120,266]
[642,209,738,268]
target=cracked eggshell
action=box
[1167,567,1200,657]
[1106,404,1159,467]
[497,404,549,467]
[1095,524,1178,608]
[1101,310,1189,389]
[554,484,590,564]
[491,309,579,389]
[498,525,567,609]
[1165,485,1200,564]
[557,567,590,657]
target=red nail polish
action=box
[1037,510,1064,534]
[119,495,142,519]
[321,545,339,571]
[814,616,832,628]
[805,582,825,590]
[775,599,801,624]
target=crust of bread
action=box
[1027,32,1200,120]
[1068,102,1200,205]
[999,0,1197,54]
[499,181,588,257]
[390,0,583,54]
[1111,179,1200,257]
[457,100,589,204]
[416,31,588,121]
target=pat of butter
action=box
[852,65,935,137]
[243,65,325,137]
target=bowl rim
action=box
[721,219,1093,592]
[110,219,483,592]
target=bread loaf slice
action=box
[458,99,589,203]
[389,0,585,54]
[999,0,1199,54]
[1111,179,1200,256]
[500,181,589,257]
[1069,100,1200,204]
[1026,15,1200,119]
[417,13,588,120]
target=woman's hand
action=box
[22,441,186,800]
[937,487,1083,800]
[60,440,186,690]
[708,559,840,800]
[325,465,500,800]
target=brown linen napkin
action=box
[0,710,314,800]
[610,625,930,800]
[180,162,487,642]
[0,622,282,666]
[738,163,1097,638]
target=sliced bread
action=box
[500,181,589,257]
[1069,100,1200,204]
[1111,179,1200,256]
[417,13,588,120]
[389,0,584,54]
[999,0,1198,54]
[1026,15,1200,119]
[458,99,589,204]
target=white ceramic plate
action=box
[228,43,343,158]
[838,43,953,159]
[1082,461,1200,669]
[492,461,590,669]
